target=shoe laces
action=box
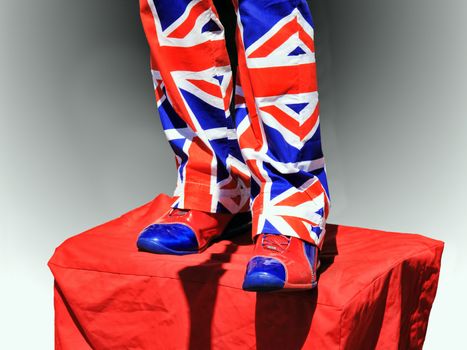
[261,233,291,253]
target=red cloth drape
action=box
[48,194,444,349]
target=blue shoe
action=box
[242,233,320,292]
[137,208,251,255]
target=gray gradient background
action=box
[1,0,466,348]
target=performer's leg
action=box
[137,0,251,254]
[139,0,250,213]
[232,0,331,290]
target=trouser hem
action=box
[172,181,251,214]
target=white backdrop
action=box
[1,0,466,348]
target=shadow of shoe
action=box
[255,289,318,350]
[178,242,239,350]
[318,223,339,275]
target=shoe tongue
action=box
[169,208,189,217]
[261,234,291,253]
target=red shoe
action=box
[242,233,321,292]
[137,208,251,255]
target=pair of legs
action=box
[138,0,331,291]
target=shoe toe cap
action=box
[137,223,198,254]
[242,256,286,291]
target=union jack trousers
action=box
[139,0,331,249]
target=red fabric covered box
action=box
[48,194,444,349]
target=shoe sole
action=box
[242,281,318,293]
[242,279,318,292]
[137,212,252,255]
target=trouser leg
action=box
[232,0,331,249]
[139,0,250,214]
